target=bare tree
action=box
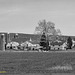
[34,19,61,35]
[56,29,62,35]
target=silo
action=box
[1,34,5,51]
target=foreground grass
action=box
[0,51,75,74]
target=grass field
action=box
[0,51,75,75]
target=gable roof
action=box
[50,41,65,46]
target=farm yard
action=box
[0,33,75,75]
[0,51,75,75]
[0,0,75,75]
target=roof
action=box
[11,37,40,44]
[28,41,40,44]
[50,41,65,46]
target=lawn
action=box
[0,51,75,75]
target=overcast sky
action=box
[0,0,75,36]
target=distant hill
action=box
[10,33,41,44]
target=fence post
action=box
[1,34,5,51]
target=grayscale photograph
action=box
[0,0,75,75]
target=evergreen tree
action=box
[67,37,72,49]
[40,32,49,50]
[40,32,47,48]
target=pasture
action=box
[0,50,75,75]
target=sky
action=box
[0,0,75,36]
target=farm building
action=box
[0,32,75,51]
